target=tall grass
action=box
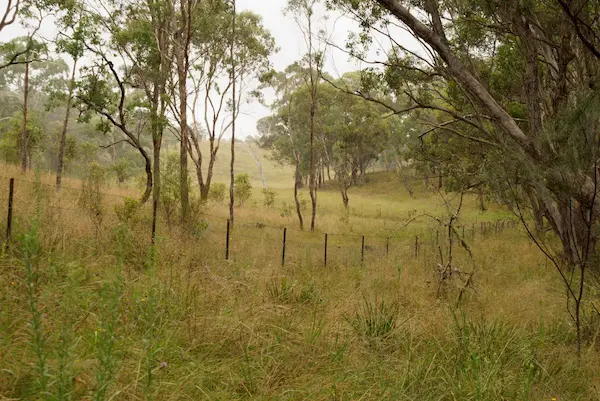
[0,165,598,399]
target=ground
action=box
[0,160,598,400]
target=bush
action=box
[209,182,226,204]
[234,173,252,206]
[114,197,139,224]
[262,187,276,208]
[111,158,131,184]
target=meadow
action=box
[0,161,598,400]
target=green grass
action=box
[0,163,598,400]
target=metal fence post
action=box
[281,227,287,267]
[225,219,230,260]
[324,233,328,267]
[5,178,14,249]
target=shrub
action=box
[262,187,276,208]
[234,173,252,206]
[111,158,131,184]
[114,197,139,225]
[209,182,226,204]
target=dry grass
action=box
[0,164,599,400]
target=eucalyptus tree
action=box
[329,0,600,356]
[286,0,324,231]
[184,2,275,201]
[53,4,86,189]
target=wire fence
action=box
[0,176,519,268]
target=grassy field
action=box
[1,162,599,400]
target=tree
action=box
[54,5,86,189]
[184,2,275,202]
[258,63,312,230]
[173,0,195,223]
[229,0,237,226]
[234,173,252,206]
[328,0,600,357]
[286,0,324,231]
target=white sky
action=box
[2,0,419,139]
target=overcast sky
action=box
[3,0,418,139]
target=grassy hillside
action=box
[0,164,598,400]
[164,140,295,190]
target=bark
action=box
[294,161,304,230]
[56,58,77,190]
[341,187,349,208]
[177,0,191,224]
[20,60,29,172]
[152,135,162,243]
[229,0,236,226]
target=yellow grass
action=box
[0,163,599,400]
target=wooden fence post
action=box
[5,178,14,249]
[225,219,230,260]
[361,235,365,265]
[281,227,287,267]
[386,237,389,257]
[415,236,419,259]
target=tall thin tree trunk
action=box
[152,135,162,244]
[20,61,30,172]
[294,162,304,230]
[56,58,77,190]
[229,0,236,226]
[178,0,191,224]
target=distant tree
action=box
[234,173,252,206]
[184,2,275,202]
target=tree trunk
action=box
[151,134,162,243]
[438,171,443,189]
[56,58,77,190]
[341,186,349,208]
[294,161,304,230]
[477,186,487,212]
[359,158,367,184]
[229,0,236,226]
[20,61,29,173]
[327,164,331,181]
[177,0,191,224]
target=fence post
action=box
[462,225,465,238]
[415,236,419,259]
[281,227,287,268]
[5,178,14,249]
[225,219,230,260]
[324,233,328,267]
[472,222,475,239]
[361,235,365,265]
[386,237,389,257]
[436,230,439,245]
